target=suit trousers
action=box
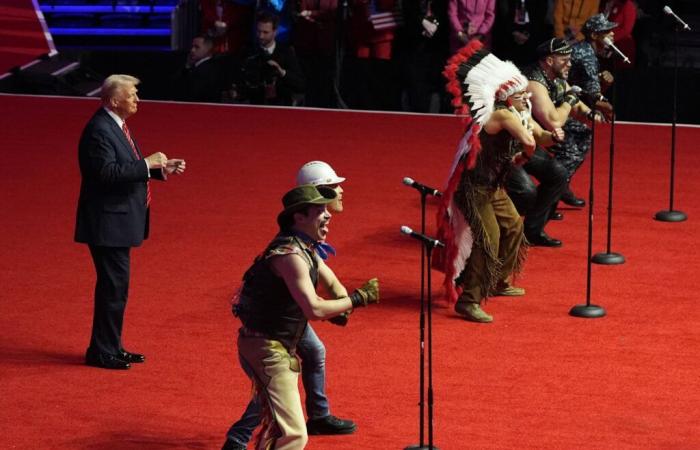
[238,335,307,450]
[88,245,130,356]
[458,187,523,304]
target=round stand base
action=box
[569,304,606,318]
[405,445,439,450]
[654,210,687,222]
[592,252,625,265]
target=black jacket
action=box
[74,108,164,247]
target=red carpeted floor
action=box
[1,94,699,449]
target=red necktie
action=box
[122,122,152,207]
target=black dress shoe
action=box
[526,231,562,247]
[561,192,585,207]
[119,350,145,363]
[550,211,564,221]
[85,351,130,370]
[307,415,357,435]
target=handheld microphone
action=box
[403,177,443,197]
[603,37,630,64]
[664,5,691,31]
[400,226,445,248]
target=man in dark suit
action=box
[75,74,186,370]
[171,35,225,103]
[236,11,305,106]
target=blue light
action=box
[41,6,175,13]
[49,27,171,36]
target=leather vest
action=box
[235,234,318,350]
[524,64,568,107]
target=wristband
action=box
[329,313,349,326]
[350,290,366,308]
[564,94,578,107]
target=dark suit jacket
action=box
[171,56,225,103]
[74,108,163,248]
[238,43,305,105]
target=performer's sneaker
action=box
[455,302,493,323]
[493,282,525,297]
[307,415,357,435]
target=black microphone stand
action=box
[405,211,439,450]
[592,67,625,265]
[655,22,687,222]
[570,110,606,318]
[333,0,349,109]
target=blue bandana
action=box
[288,231,336,260]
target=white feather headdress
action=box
[436,41,528,303]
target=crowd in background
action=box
[169,0,644,111]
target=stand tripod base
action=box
[592,252,625,265]
[654,210,687,222]
[405,445,440,450]
[569,304,606,318]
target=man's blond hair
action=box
[100,74,140,104]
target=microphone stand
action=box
[592,67,625,265]
[570,110,606,318]
[405,189,439,450]
[654,22,687,222]
[333,0,349,109]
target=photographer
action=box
[234,11,305,106]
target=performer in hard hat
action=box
[223,161,356,450]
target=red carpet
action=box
[1,94,699,449]
[0,0,55,73]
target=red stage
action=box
[1,94,699,449]
[0,0,56,74]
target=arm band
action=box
[350,290,366,308]
[564,94,579,107]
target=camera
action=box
[241,50,276,88]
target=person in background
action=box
[199,0,255,55]
[553,0,600,42]
[172,35,225,103]
[235,11,305,105]
[447,0,495,52]
[492,0,550,66]
[293,0,339,107]
[600,0,636,69]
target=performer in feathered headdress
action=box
[437,40,565,323]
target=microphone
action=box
[664,5,691,31]
[401,226,445,248]
[603,37,630,64]
[403,177,443,197]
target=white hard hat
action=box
[296,161,345,186]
